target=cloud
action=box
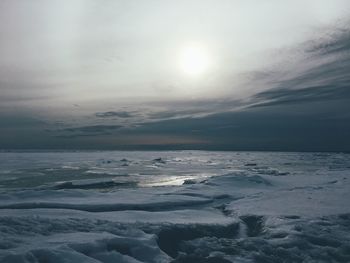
[95,111,135,118]
[148,109,208,120]
[250,85,350,108]
[126,97,350,151]
[246,26,350,108]
[0,23,349,151]
[306,28,350,56]
[121,27,350,151]
[56,125,123,138]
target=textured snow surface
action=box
[0,151,350,262]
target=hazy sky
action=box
[0,0,349,151]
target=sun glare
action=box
[179,44,210,75]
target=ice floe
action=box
[0,151,349,262]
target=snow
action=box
[0,151,350,262]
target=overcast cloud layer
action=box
[0,0,349,151]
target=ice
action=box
[0,231,170,263]
[0,151,350,262]
[51,178,137,190]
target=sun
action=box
[179,44,210,75]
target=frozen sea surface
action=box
[0,151,350,262]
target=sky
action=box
[0,0,349,151]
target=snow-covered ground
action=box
[0,151,349,262]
